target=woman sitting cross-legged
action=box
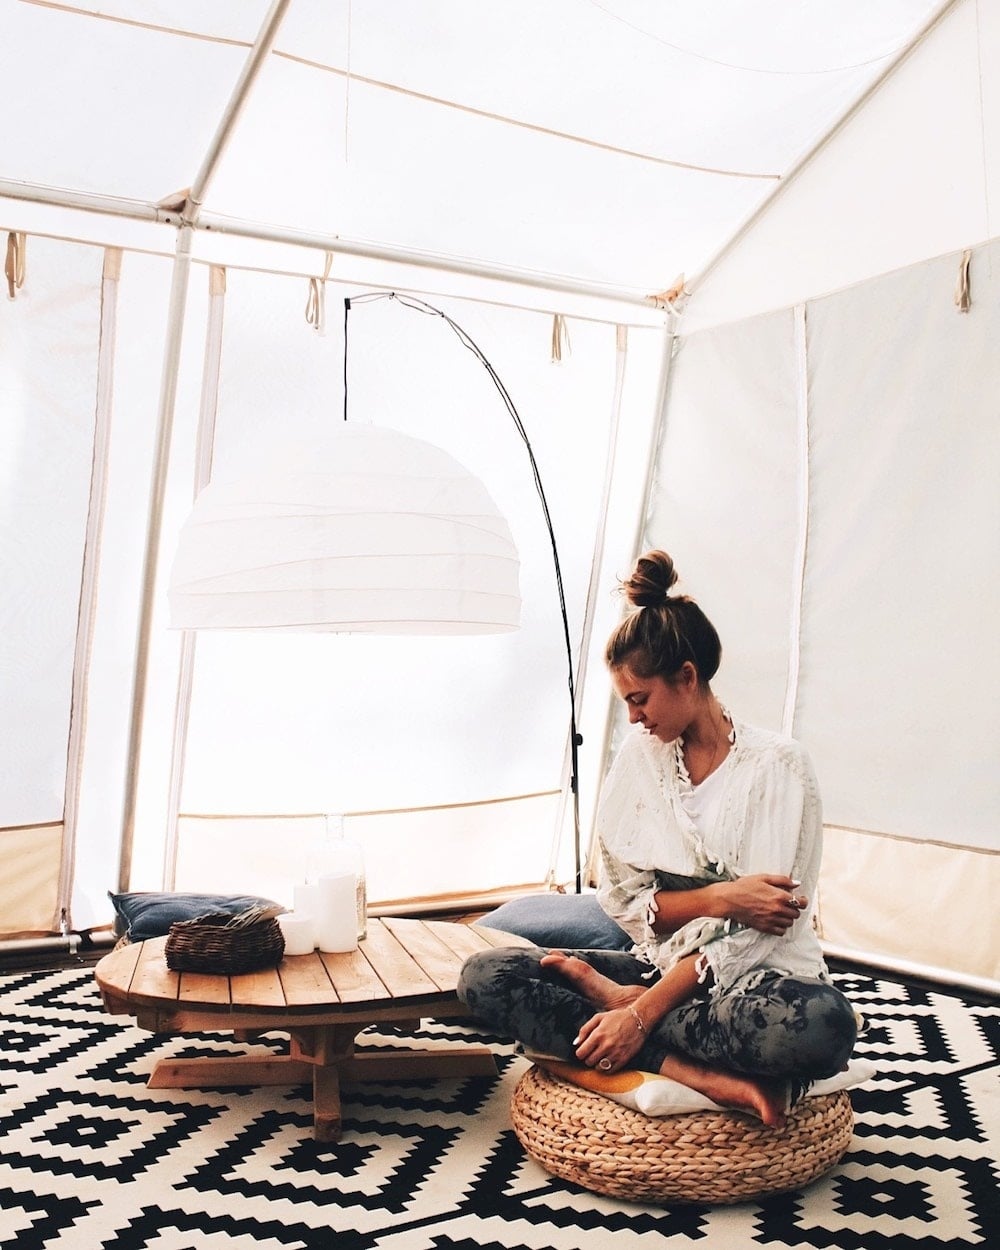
[458,550,858,1128]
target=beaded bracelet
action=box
[628,1004,647,1035]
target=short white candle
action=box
[294,882,320,920]
[315,872,359,953]
[277,912,316,956]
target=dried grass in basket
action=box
[165,905,286,974]
[511,1064,854,1205]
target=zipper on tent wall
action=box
[162,265,227,889]
[58,246,122,929]
[781,304,811,737]
[547,322,630,888]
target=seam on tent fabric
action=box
[19,1,779,181]
[58,245,122,930]
[162,266,227,891]
[321,71,780,181]
[974,0,995,250]
[781,304,810,736]
[583,0,913,77]
[18,0,255,48]
[178,791,560,820]
[685,0,964,298]
[33,0,913,84]
[584,316,681,887]
[825,823,1000,856]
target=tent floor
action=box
[0,959,996,1249]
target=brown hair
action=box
[604,550,721,684]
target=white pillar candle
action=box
[315,872,359,953]
[277,912,316,956]
[293,882,320,920]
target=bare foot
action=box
[658,1054,790,1128]
[539,951,642,1011]
[697,1071,789,1128]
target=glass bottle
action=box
[319,813,367,941]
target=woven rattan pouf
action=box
[511,1065,854,1205]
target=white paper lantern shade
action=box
[168,424,521,634]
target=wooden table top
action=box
[95,916,530,1029]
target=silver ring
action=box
[598,1058,613,1071]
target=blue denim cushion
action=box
[109,891,282,942]
[477,892,631,950]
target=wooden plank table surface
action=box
[95,916,531,1141]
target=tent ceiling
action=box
[1,0,945,297]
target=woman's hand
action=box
[720,874,806,935]
[573,1007,647,1074]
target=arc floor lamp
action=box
[169,292,583,887]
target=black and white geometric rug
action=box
[1,965,997,1249]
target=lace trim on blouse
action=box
[671,707,737,878]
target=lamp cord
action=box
[343,291,583,892]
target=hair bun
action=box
[622,550,678,608]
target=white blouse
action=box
[596,716,828,993]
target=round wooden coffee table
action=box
[95,916,529,1140]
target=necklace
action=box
[682,704,727,786]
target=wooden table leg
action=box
[313,1064,342,1142]
[290,1024,359,1142]
[340,1046,497,1081]
[145,1020,496,1143]
[290,1023,359,1067]
[148,1055,313,1089]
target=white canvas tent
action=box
[1,0,996,990]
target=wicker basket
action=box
[511,1065,854,1205]
[165,911,285,974]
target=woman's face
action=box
[612,663,698,744]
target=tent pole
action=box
[0,178,663,317]
[161,268,227,889]
[193,212,663,311]
[58,248,122,926]
[184,0,294,219]
[685,0,964,298]
[117,0,294,891]
[820,942,999,999]
[116,226,194,891]
[0,179,166,222]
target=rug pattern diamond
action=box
[0,966,997,1249]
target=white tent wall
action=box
[0,240,203,936]
[157,275,667,910]
[685,0,1000,335]
[70,251,182,930]
[0,230,667,937]
[135,256,667,915]
[799,243,1000,985]
[1,1,995,970]
[1,2,946,298]
[643,240,1000,987]
[0,236,104,934]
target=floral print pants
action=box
[457,945,857,1081]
